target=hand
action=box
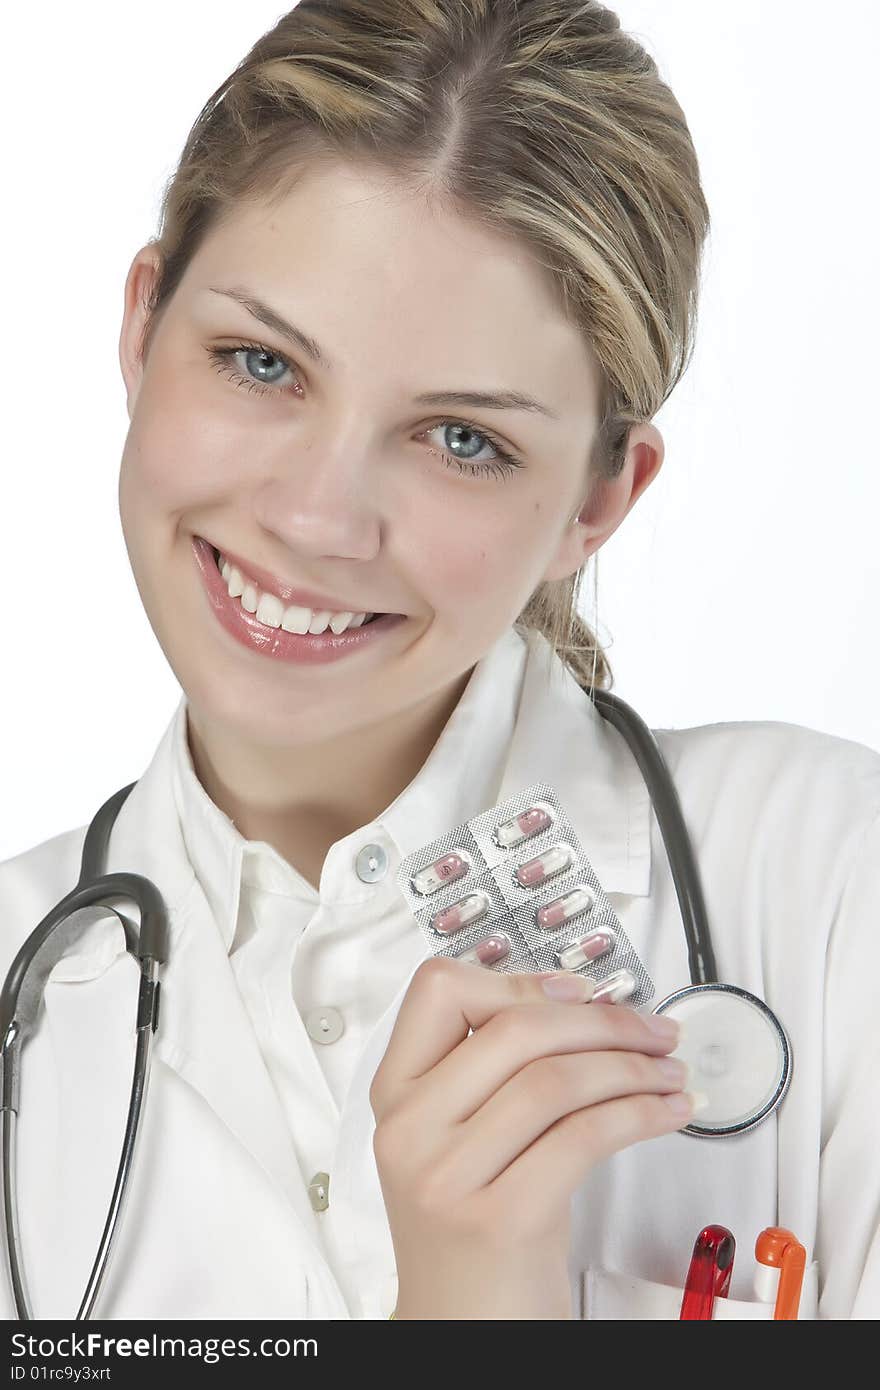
[370,956,693,1320]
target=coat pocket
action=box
[582,1263,819,1319]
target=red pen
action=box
[754,1227,806,1319]
[679,1225,736,1319]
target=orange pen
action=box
[754,1227,806,1319]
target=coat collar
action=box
[50,621,653,998]
[498,627,651,898]
[166,623,651,949]
[168,621,534,946]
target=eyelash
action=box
[206,340,524,481]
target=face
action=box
[118,157,659,756]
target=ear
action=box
[541,422,664,584]
[118,245,164,418]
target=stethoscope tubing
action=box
[1,1062,30,1318]
[591,687,718,984]
[0,783,168,1320]
[77,962,160,1321]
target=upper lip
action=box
[205,539,391,615]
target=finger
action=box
[373,955,596,1100]
[489,1090,697,1224]
[371,955,679,1122]
[440,1050,690,1191]
[395,999,682,1125]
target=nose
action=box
[254,440,382,562]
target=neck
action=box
[184,669,473,876]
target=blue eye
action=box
[206,341,525,481]
[210,343,294,392]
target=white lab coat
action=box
[1,628,879,1319]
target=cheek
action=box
[120,352,250,511]
[409,501,550,619]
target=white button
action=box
[307,1171,330,1212]
[305,1006,345,1044]
[356,843,388,883]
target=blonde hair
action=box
[141,0,710,691]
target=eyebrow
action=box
[207,285,559,419]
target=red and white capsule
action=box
[555,928,616,971]
[535,885,595,931]
[410,850,472,896]
[429,891,491,937]
[457,932,511,968]
[591,969,636,1004]
[514,842,574,889]
[492,804,555,849]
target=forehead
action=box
[182,159,602,422]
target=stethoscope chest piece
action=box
[652,983,793,1138]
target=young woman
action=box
[1,0,876,1320]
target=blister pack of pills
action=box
[396,781,655,1009]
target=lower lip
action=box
[191,536,407,664]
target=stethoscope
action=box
[0,688,792,1320]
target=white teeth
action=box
[308,609,332,634]
[328,611,355,635]
[240,583,259,614]
[224,563,245,599]
[217,552,374,634]
[281,606,313,635]
[255,593,285,627]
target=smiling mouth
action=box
[208,545,386,624]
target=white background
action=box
[2,1,877,860]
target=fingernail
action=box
[643,1013,681,1042]
[663,1091,694,1117]
[663,1090,708,1118]
[540,972,596,1002]
[656,1057,689,1086]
